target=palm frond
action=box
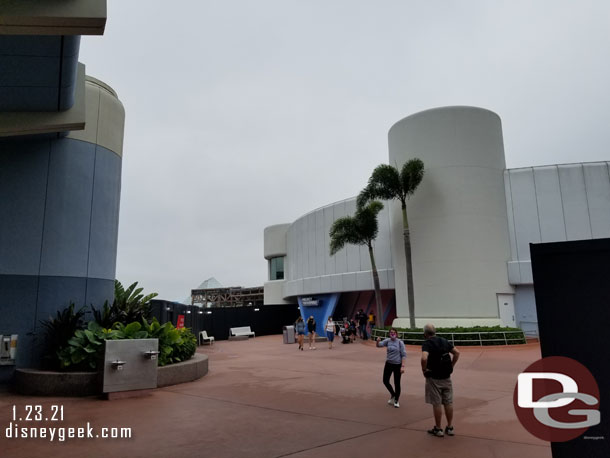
[357,164,401,208]
[355,201,384,242]
[329,216,361,255]
[400,158,425,196]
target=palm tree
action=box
[330,201,385,331]
[357,159,424,329]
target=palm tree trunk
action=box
[401,203,416,329]
[368,242,384,331]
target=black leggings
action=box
[383,361,402,401]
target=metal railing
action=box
[371,328,527,346]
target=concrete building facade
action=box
[264,106,610,334]
[0,1,125,377]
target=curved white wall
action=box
[388,106,513,327]
[505,162,610,284]
[281,197,394,299]
[264,224,290,259]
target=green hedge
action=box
[372,325,526,346]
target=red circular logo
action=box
[513,356,600,442]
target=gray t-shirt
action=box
[379,338,406,364]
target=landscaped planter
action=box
[13,353,209,396]
[14,369,100,396]
[157,353,208,388]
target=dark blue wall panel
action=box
[85,278,115,310]
[0,56,59,86]
[88,146,122,280]
[0,275,39,367]
[0,35,80,111]
[39,139,96,277]
[0,137,121,372]
[0,35,61,56]
[0,139,50,275]
[0,275,114,369]
[0,87,58,112]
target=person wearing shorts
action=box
[325,316,335,349]
[421,323,460,437]
[295,316,306,351]
[307,316,317,350]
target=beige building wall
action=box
[388,106,514,328]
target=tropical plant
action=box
[55,318,198,371]
[57,321,114,371]
[91,280,158,328]
[358,159,425,328]
[40,302,87,369]
[90,300,120,329]
[140,319,196,366]
[113,279,157,322]
[330,201,385,332]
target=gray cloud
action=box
[80,0,610,301]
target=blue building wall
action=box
[0,136,121,376]
[298,294,340,335]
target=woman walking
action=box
[325,316,335,349]
[376,328,406,408]
[307,316,317,350]
[295,316,306,351]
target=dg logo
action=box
[513,356,601,442]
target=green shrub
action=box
[172,328,197,364]
[56,318,197,371]
[373,325,526,346]
[90,280,158,328]
[57,321,115,371]
[40,302,87,370]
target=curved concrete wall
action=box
[505,162,610,284]
[388,106,513,327]
[264,223,290,260]
[282,197,394,299]
[0,76,124,369]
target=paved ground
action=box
[0,335,550,458]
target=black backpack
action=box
[427,337,453,379]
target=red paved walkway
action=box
[0,335,550,458]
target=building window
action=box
[270,256,284,280]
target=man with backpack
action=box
[421,323,460,437]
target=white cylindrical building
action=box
[388,106,514,327]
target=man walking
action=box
[356,309,368,340]
[421,323,460,437]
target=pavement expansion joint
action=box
[161,389,393,428]
[272,426,393,458]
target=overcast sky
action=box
[80,1,610,302]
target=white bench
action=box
[199,330,215,345]
[229,326,255,339]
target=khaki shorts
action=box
[425,377,453,405]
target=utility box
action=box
[0,335,17,365]
[102,339,159,393]
[282,325,295,344]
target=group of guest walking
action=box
[377,324,460,437]
[294,315,338,350]
[294,315,460,437]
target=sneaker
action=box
[387,397,395,405]
[427,426,444,437]
[394,401,400,408]
[445,426,454,436]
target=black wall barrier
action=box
[531,238,610,458]
[150,300,301,341]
